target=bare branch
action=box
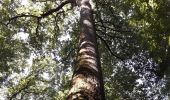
[96,29,124,40]
[96,33,124,61]
[96,23,131,33]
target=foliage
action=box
[0,0,170,99]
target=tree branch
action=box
[8,73,34,100]
[9,82,30,100]
[0,21,8,27]
[96,29,123,40]
[96,34,124,61]
[6,0,72,25]
[96,23,131,33]
[7,14,39,25]
[40,0,72,18]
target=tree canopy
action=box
[0,0,170,99]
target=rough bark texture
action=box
[67,0,105,99]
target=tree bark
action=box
[67,0,105,99]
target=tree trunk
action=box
[157,46,170,78]
[67,0,105,99]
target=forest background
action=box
[0,0,170,99]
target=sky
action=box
[21,0,28,5]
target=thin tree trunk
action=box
[67,0,105,99]
[157,46,170,78]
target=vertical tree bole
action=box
[67,0,105,99]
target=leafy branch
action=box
[6,0,73,25]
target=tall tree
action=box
[67,0,105,99]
